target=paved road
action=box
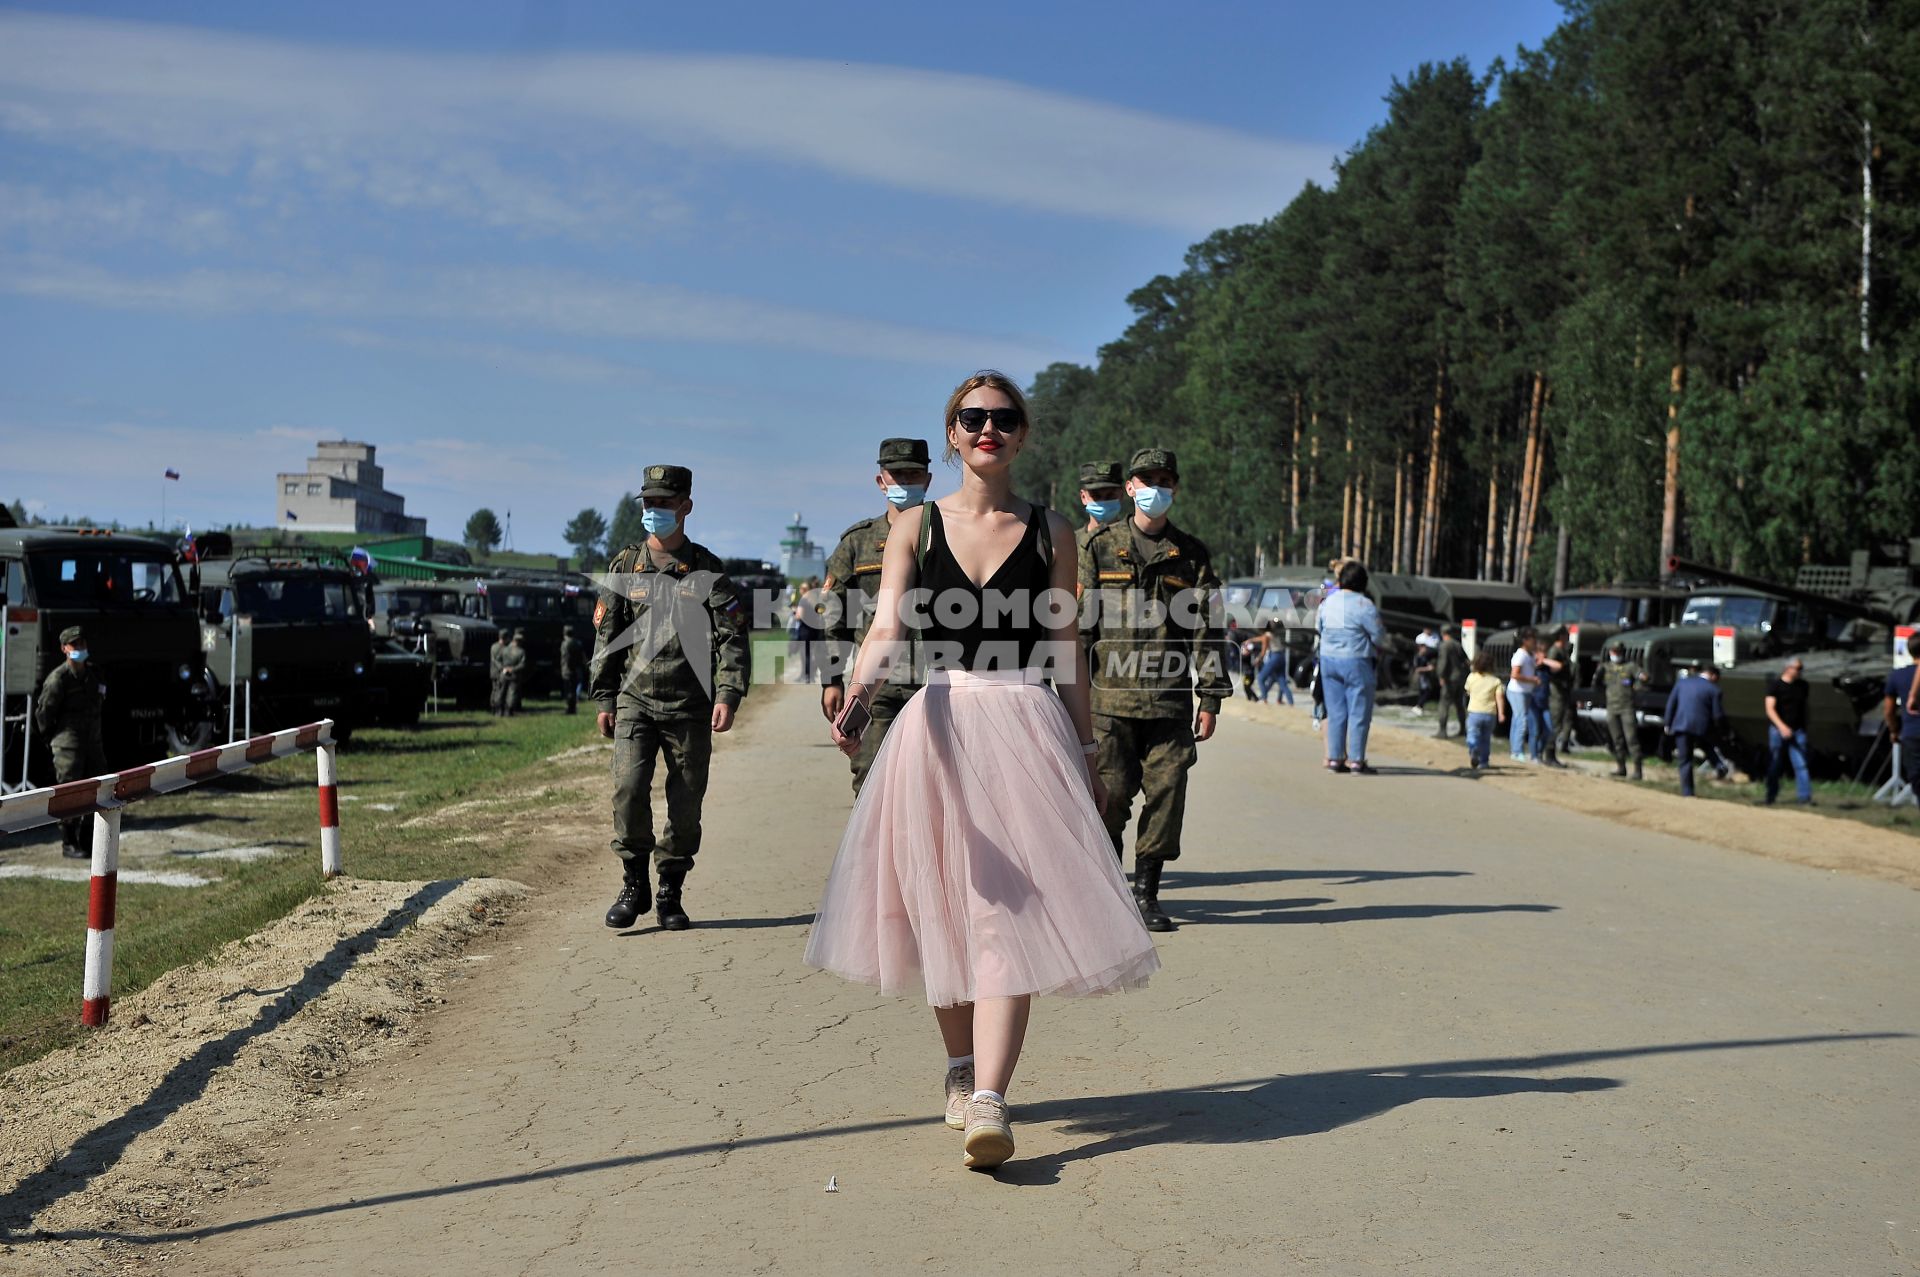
[179,683,1918,1275]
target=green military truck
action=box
[189,536,394,740]
[449,576,569,696]
[1474,585,1693,739]
[0,526,216,787]
[1366,574,1534,691]
[1672,553,1920,771]
[371,582,500,710]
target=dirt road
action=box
[75,684,1920,1273]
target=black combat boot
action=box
[1633,759,1644,782]
[1133,861,1176,933]
[1613,758,1628,778]
[604,861,652,929]
[656,870,692,931]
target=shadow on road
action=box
[0,878,466,1242]
[1161,869,1472,888]
[1168,900,1557,926]
[615,913,816,937]
[25,1032,1903,1243]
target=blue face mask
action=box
[1084,499,1122,524]
[641,508,680,538]
[1132,485,1174,518]
[884,484,927,510]
[68,648,89,664]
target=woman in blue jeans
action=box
[1315,560,1386,774]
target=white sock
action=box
[971,1088,1004,1105]
[946,1054,974,1071]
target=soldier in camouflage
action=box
[1077,447,1233,932]
[498,628,529,717]
[1075,458,1125,558]
[560,625,585,715]
[593,464,751,932]
[1595,638,1648,780]
[820,437,932,793]
[495,629,518,718]
[35,625,107,859]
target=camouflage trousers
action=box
[492,673,522,716]
[848,684,914,796]
[1549,689,1575,754]
[611,713,713,875]
[1605,707,1644,763]
[1093,713,1197,867]
[53,736,109,851]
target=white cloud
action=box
[321,327,654,386]
[0,12,1331,234]
[0,254,1065,369]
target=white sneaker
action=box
[962,1095,1014,1169]
[943,1064,974,1130]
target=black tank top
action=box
[918,502,1049,671]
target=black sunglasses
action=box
[955,407,1025,432]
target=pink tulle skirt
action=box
[804,668,1161,1007]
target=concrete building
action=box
[275,441,427,535]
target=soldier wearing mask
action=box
[593,464,751,931]
[820,438,932,793]
[1075,459,1126,557]
[1077,447,1233,932]
[499,628,529,717]
[36,626,108,858]
[1595,639,1648,779]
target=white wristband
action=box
[1079,739,1098,756]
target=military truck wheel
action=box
[166,718,218,755]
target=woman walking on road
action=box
[805,370,1159,1173]
[1315,559,1386,774]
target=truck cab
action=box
[372,583,499,709]
[0,527,214,786]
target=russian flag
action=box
[284,510,299,521]
[348,545,372,574]
[164,468,181,480]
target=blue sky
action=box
[1,0,1564,560]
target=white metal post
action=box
[316,740,342,877]
[81,807,122,1026]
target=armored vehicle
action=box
[372,582,499,709]
[1672,552,1920,771]
[0,527,215,787]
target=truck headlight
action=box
[257,668,270,682]
[177,663,192,680]
[353,662,366,676]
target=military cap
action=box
[1127,447,1179,480]
[639,464,693,498]
[1079,459,1123,488]
[513,627,528,640]
[876,437,930,469]
[60,625,87,646]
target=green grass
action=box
[1622,754,1920,833]
[0,701,604,1074]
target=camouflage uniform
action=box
[35,626,108,855]
[1545,636,1575,757]
[1433,635,1468,738]
[592,465,751,883]
[1077,448,1233,879]
[498,630,529,716]
[559,630,585,715]
[822,438,929,793]
[488,634,511,716]
[1595,648,1648,775]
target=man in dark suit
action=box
[1663,666,1729,798]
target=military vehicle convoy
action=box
[0,526,216,786]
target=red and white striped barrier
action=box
[0,719,338,1027]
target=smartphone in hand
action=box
[834,696,873,742]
